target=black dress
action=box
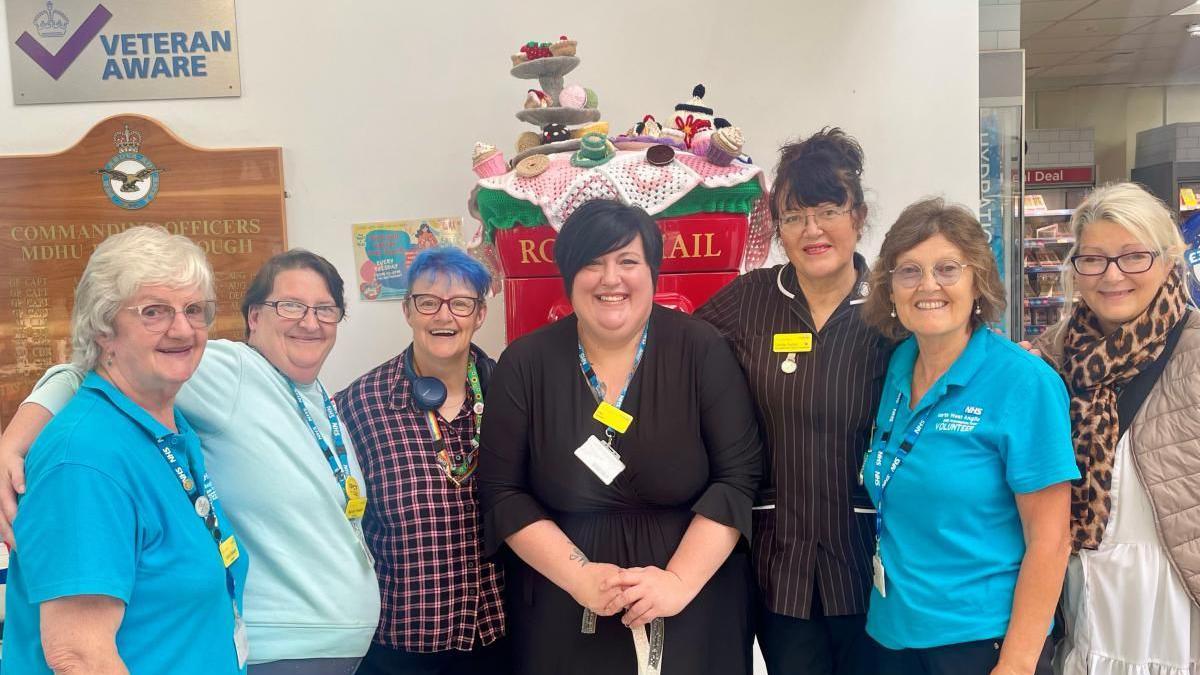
[478,305,763,675]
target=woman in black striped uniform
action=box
[695,128,892,675]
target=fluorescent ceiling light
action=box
[1190,22,1200,36]
[1173,1,1200,15]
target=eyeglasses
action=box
[889,259,972,289]
[1070,251,1157,276]
[126,301,217,333]
[260,300,345,323]
[778,207,853,230]
[409,294,483,317]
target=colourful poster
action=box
[352,218,462,301]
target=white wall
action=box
[0,1,979,392]
[1031,84,1200,182]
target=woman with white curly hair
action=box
[1,225,250,674]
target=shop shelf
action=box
[1023,237,1075,247]
[1022,209,1075,217]
[1024,296,1065,308]
[1024,265,1066,273]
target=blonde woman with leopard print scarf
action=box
[1035,182,1200,675]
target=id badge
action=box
[872,546,887,598]
[773,332,813,353]
[593,401,633,434]
[574,435,625,485]
[220,535,240,568]
[345,496,368,520]
[233,603,249,668]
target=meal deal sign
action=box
[7,0,240,105]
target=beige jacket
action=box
[1040,311,1200,608]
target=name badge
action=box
[233,604,249,668]
[220,535,240,568]
[872,547,887,598]
[574,435,626,485]
[593,401,633,434]
[773,333,813,353]
[345,496,368,520]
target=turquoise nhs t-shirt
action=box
[2,373,249,674]
[864,327,1078,650]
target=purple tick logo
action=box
[15,2,112,80]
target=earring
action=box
[890,304,897,318]
[105,353,114,367]
[974,302,982,316]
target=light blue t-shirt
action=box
[3,372,249,674]
[864,327,1078,650]
[23,340,380,664]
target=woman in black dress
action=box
[478,200,763,675]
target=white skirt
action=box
[1057,434,1200,675]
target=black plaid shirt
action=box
[335,351,505,652]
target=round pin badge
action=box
[473,401,485,415]
[857,281,871,298]
[182,477,195,492]
[781,358,797,374]
[194,495,212,519]
[646,144,675,166]
[515,154,550,178]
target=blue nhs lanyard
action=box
[871,391,934,544]
[285,379,354,489]
[577,322,649,440]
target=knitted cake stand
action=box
[509,56,600,166]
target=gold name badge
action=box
[220,535,240,568]
[345,497,368,520]
[593,401,633,434]
[773,333,813,353]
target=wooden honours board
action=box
[0,114,286,426]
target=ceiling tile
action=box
[1110,30,1192,48]
[1070,0,1194,19]
[1035,61,1137,77]
[1035,17,1161,37]
[1021,0,1092,23]
[1130,14,1200,32]
[1022,35,1121,52]
[1025,50,1080,67]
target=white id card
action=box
[233,603,249,667]
[574,435,625,485]
[872,550,887,598]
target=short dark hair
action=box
[241,249,346,337]
[771,127,867,227]
[862,197,1006,340]
[554,200,663,295]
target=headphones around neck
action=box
[402,345,495,411]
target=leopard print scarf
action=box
[1063,269,1190,551]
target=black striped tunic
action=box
[694,254,892,619]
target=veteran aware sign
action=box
[7,0,240,105]
[0,114,285,426]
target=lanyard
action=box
[577,322,649,442]
[871,391,934,544]
[154,433,237,603]
[285,378,354,489]
[424,358,486,486]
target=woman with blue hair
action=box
[336,246,510,675]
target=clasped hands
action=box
[569,563,697,629]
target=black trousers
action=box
[756,585,874,675]
[353,637,512,675]
[874,634,1055,675]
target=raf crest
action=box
[94,124,164,210]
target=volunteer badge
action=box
[95,124,163,210]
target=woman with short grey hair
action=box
[1,225,250,674]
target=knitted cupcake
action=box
[705,126,743,166]
[550,35,577,56]
[472,142,506,178]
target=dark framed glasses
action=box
[1069,251,1157,276]
[260,300,345,323]
[409,294,482,317]
[126,301,217,333]
[889,259,971,290]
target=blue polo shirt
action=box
[2,372,249,674]
[864,327,1077,649]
